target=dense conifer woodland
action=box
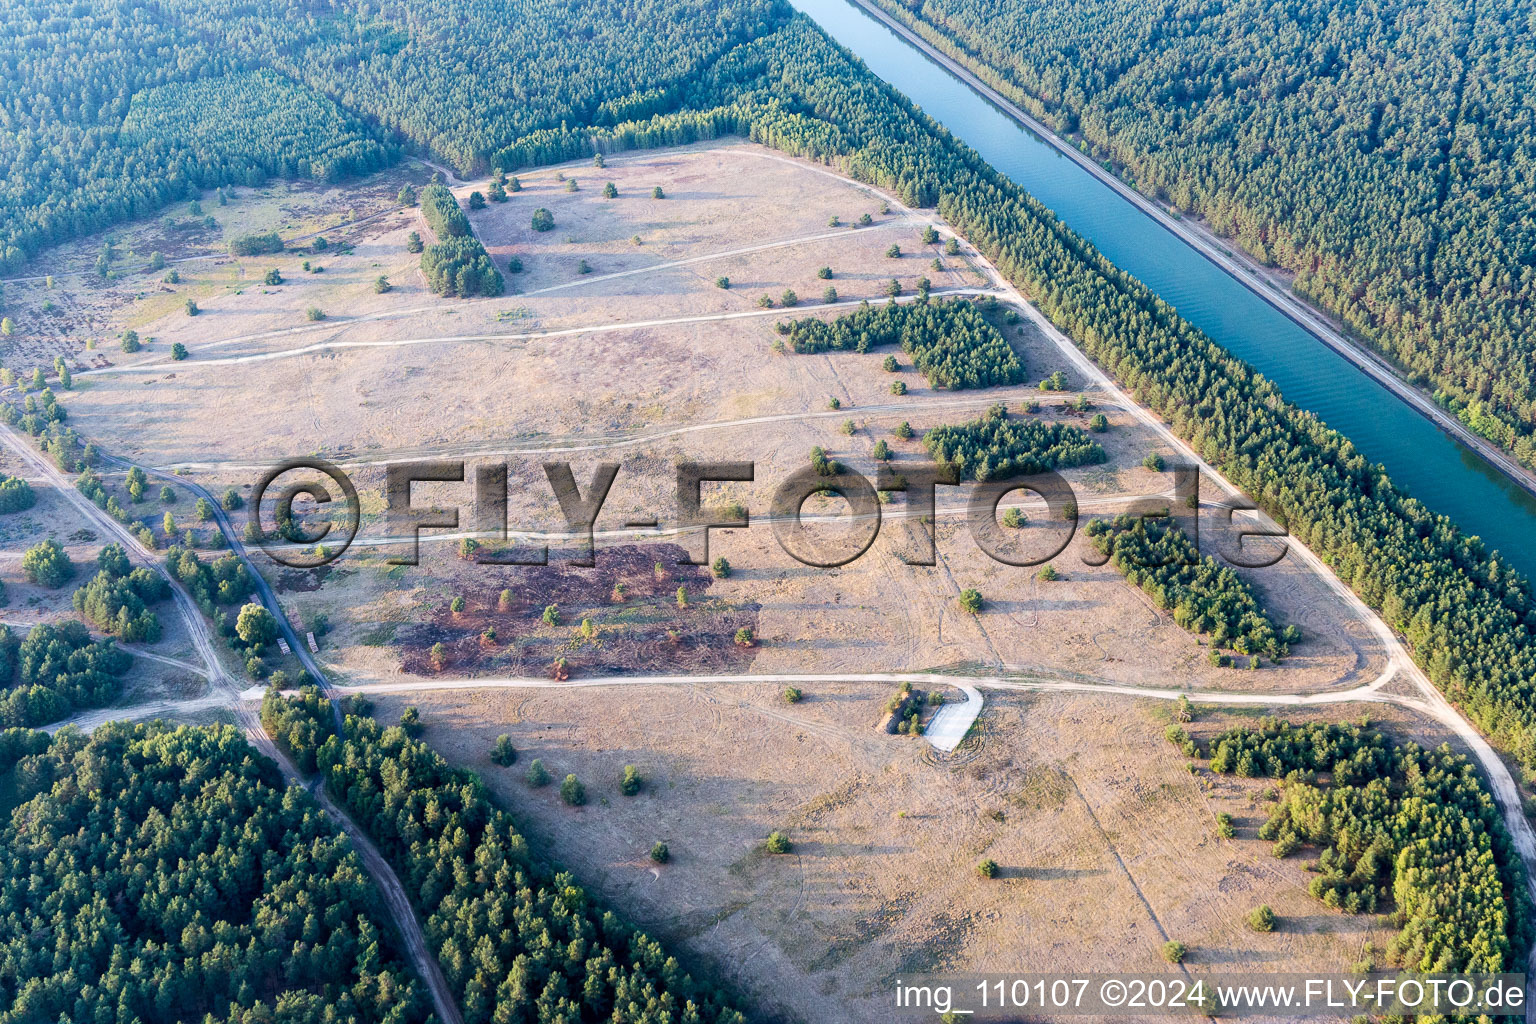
[864,0,1536,473]
[265,689,748,1024]
[1191,719,1533,974]
[0,722,435,1024]
[5,0,1536,994]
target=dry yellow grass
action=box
[368,686,1424,1023]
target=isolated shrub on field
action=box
[526,759,551,786]
[620,765,642,796]
[21,539,73,587]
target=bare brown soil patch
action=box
[396,544,758,677]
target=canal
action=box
[792,0,1536,576]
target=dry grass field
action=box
[0,140,1442,1017]
[366,685,1443,1023]
[15,141,1382,699]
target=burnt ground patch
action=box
[397,544,758,677]
[275,565,344,593]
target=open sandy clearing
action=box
[31,141,1385,706]
[366,685,1428,1024]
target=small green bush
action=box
[526,759,551,786]
[620,764,642,796]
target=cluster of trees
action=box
[421,237,504,298]
[230,603,282,679]
[418,184,471,239]
[0,721,433,1023]
[923,403,1105,480]
[783,298,1022,388]
[75,467,164,551]
[863,0,1536,472]
[0,475,34,514]
[1202,718,1531,973]
[268,692,748,1024]
[416,182,502,295]
[228,230,283,256]
[1,387,68,441]
[0,620,130,727]
[71,542,170,643]
[20,538,72,587]
[260,683,334,774]
[1085,514,1293,658]
[163,544,254,615]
